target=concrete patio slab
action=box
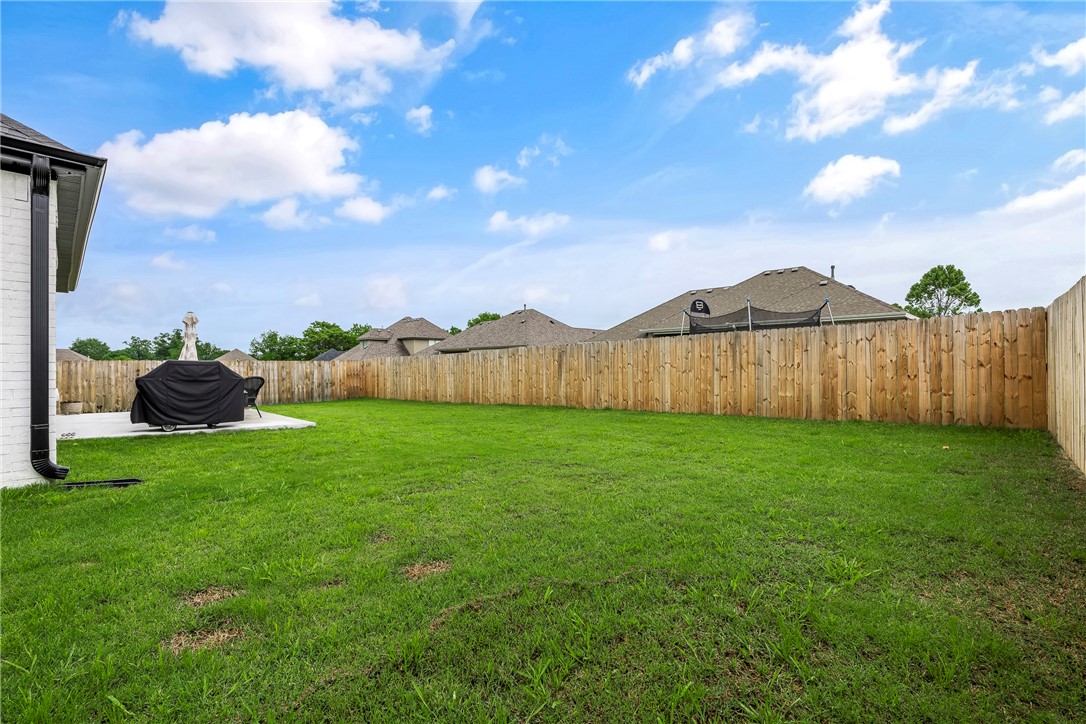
[56,409,315,440]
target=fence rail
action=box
[58,308,1049,429]
[1047,276,1085,473]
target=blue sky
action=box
[3,1,1083,351]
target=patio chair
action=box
[243,376,265,418]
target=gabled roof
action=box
[338,338,410,361]
[359,316,447,342]
[418,309,599,355]
[342,316,448,360]
[1,114,107,293]
[56,348,91,362]
[311,348,344,361]
[217,348,258,362]
[592,266,906,342]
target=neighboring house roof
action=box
[311,348,344,361]
[1,114,107,293]
[339,338,410,361]
[388,316,450,340]
[56,348,91,362]
[592,266,907,342]
[342,316,449,360]
[419,309,599,355]
[217,348,258,362]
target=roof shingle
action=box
[419,309,599,355]
[591,266,905,342]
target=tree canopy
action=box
[69,337,112,360]
[250,321,371,360]
[69,330,227,361]
[466,311,502,328]
[904,265,982,318]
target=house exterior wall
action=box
[1,170,58,488]
[402,338,439,355]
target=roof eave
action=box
[61,161,106,292]
[2,137,108,293]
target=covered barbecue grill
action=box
[131,360,245,431]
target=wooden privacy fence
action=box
[357,310,1047,428]
[56,359,367,413]
[1047,276,1085,473]
[58,308,1049,429]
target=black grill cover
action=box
[130,360,245,427]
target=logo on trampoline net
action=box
[690,298,711,315]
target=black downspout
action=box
[29,154,69,480]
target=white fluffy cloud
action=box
[648,230,689,252]
[628,12,753,88]
[150,251,185,270]
[516,134,572,169]
[261,198,314,230]
[993,150,1086,216]
[1043,88,1085,124]
[1033,37,1086,75]
[884,62,978,134]
[405,105,433,135]
[426,184,456,201]
[803,154,901,207]
[1052,149,1086,173]
[994,175,1086,215]
[516,145,541,169]
[164,224,216,242]
[473,165,526,194]
[487,211,570,237]
[98,111,361,217]
[715,0,989,141]
[336,195,395,224]
[123,2,454,108]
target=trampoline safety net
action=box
[687,302,827,334]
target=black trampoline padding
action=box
[130,360,245,427]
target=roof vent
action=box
[819,280,828,286]
[790,267,799,272]
[690,291,696,295]
[706,288,714,293]
[763,271,771,276]
[776,269,785,274]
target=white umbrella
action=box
[179,311,199,360]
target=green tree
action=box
[196,340,228,359]
[301,321,370,359]
[346,322,372,341]
[152,329,184,360]
[70,337,112,360]
[904,265,982,318]
[122,335,153,360]
[448,325,462,336]
[250,330,305,361]
[466,311,501,328]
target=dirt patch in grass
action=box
[371,533,392,544]
[180,586,239,608]
[166,622,243,654]
[403,560,451,581]
[317,578,345,590]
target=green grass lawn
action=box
[2,400,1084,722]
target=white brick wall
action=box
[1,169,58,488]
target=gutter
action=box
[29,155,68,479]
